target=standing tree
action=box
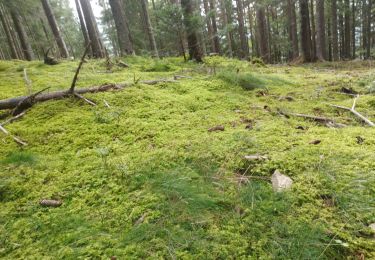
[203,0,215,53]
[331,0,339,61]
[287,0,299,59]
[41,0,69,58]
[236,0,249,59]
[140,0,159,58]
[0,4,19,59]
[256,4,270,63]
[300,0,314,62]
[209,0,220,54]
[79,0,105,58]
[316,0,326,60]
[181,0,203,62]
[108,0,134,56]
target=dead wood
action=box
[279,111,346,128]
[12,87,50,116]
[330,95,375,127]
[0,124,27,146]
[40,199,62,207]
[244,155,268,161]
[208,125,225,132]
[70,42,91,93]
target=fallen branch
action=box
[1,111,26,126]
[0,79,181,110]
[74,93,97,106]
[0,124,27,146]
[330,95,375,127]
[69,42,91,93]
[12,87,50,116]
[279,111,346,128]
[23,68,32,95]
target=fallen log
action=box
[0,79,178,110]
[279,111,346,128]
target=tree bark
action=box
[366,0,372,58]
[344,0,351,59]
[203,0,215,53]
[287,0,299,59]
[41,0,69,58]
[352,0,355,58]
[108,0,134,56]
[316,0,326,60]
[219,0,233,57]
[0,5,18,59]
[256,5,270,63]
[310,0,317,59]
[236,0,249,59]
[331,0,339,61]
[140,0,159,57]
[10,10,34,61]
[300,0,313,62]
[209,0,220,54]
[181,0,203,62]
[79,0,105,58]
[74,0,90,53]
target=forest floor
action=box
[0,57,374,259]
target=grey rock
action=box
[271,170,293,192]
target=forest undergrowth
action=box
[0,57,374,259]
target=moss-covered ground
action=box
[0,57,374,259]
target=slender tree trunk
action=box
[300,0,313,62]
[344,0,351,59]
[75,0,90,53]
[331,0,339,60]
[41,0,69,58]
[328,16,332,60]
[236,0,249,59]
[140,0,159,57]
[247,3,256,57]
[209,0,220,54]
[10,10,34,61]
[108,0,134,56]
[362,0,367,58]
[310,0,317,59]
[181,0,203,62]
[352,0,356,58]
[316,0,326,60]
[366,0,372,58]
[256,5,270,63]
[0,5,18,59]
[203,0,215,52]
[220,0,233,57]
[79,0,105,58]
[287,0,299,59]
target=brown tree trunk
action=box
[203,0,215,52]
[0,5,18,59]
[10,10,34,61]
[79,0,105,58]
[310,0,317,59]
[256,5,270,63]
[140,0,159,57]
[352,0,355,58]
[74,0,90,53]
[344,0,351,59]
[220,0,233,57]
[181,0,203,62]
[247,3,256,57]
[287,0,299,59]
[236,0,249,59]
[108,0,134,56]
[209,0,220,54]
[316,0,326,60]
[331,0,339,60]
[300,0,313,62]
[366,0,372,58]
[41,0,69,58]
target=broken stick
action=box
[330,95,375,127]
[69,42,91,94]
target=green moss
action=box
[0,57,374,259]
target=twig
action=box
[330,95,375,127]
[0,124,27,146]
[23,68,32,95]
[69,42,91,93]
[1,112,26,126]
[74,93,97,106]
[103,100,111,108]
[279,111,346,128]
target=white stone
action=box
[271,170,293,192]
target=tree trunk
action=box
[310,0,317,59]
[220,0,233,57]
[316,0,326,60]
[108,0,134,56]
[41,0,69,58]
[331,0,339,61]
[300,0,313,62]
[352,0,355,58]
[247,3,256,57]
[344,0,351,59]
[74,0,90,53]
[209,0,220,54]
[140,0,159,57]
[181,0,203,62]
[79,0,105,58]
[366,0,372,58]
[203,0,215,53]
[0,5,18,59]
[287,0,299,59]
[256,5,270,63]
[236,0,249,59]
[10,10,34,61]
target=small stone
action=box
[271,170,293,192]
[40,199,62,207]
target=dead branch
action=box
[103,100,111,108]
[74,93,97,106]
[0,78,182,111]
[23,68,32,95]
[12,87,50,116]
[279,111,346,128]
[0,124,27,146]
[330,95,375,127]
[40,199,62,207]
[69,42,91,93]
[1,112,26,126]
